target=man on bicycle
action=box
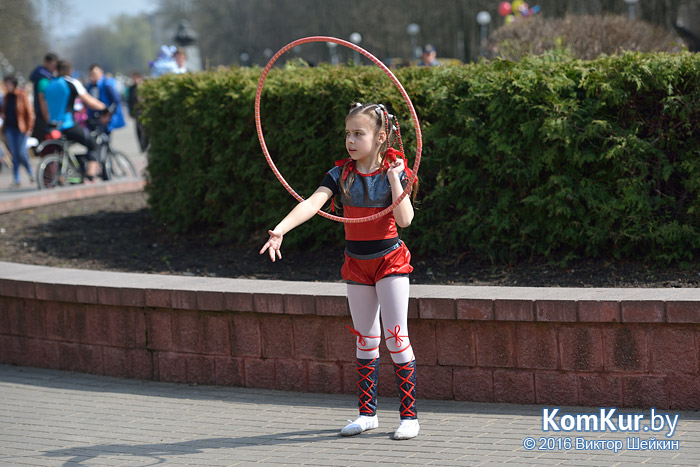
[43,60,107,181]
[87,64,125,134]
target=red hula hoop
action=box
[254,36,422,224]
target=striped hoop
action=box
[254,36,422,224]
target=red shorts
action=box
[341,241,413,286]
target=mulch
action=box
[1,191,699,288]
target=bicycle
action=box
[35,121,138,189]
[92,123,138,181]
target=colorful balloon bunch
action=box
[498,1,541,24]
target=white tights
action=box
[347,275,414,364]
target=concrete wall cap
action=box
[2,261,700,302]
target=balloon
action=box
[518,2,530,17]
[511,0,525,16]
[505,14,516,24]
[498,1,512,16]
[531,5,541,14]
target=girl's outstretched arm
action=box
[259,186,333,262]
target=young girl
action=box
[260,102,419,440]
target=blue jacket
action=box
[29,65,54,115]
[87,76,125,132]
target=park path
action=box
[1,364,700,466]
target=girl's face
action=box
[345,114,385,167]
[4,80,15,93]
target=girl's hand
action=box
[387,157,405,179]
[259,229,283,262]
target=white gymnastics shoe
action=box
[393,419,420,440]
[339,415,378,436]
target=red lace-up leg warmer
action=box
[356,357,379,416]
[347,326,381,416]
[393,359,417,420]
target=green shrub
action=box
[140,52,700,264]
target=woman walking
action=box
[1,75,35,188]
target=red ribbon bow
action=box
[386,325,407,347]
[335,158,354,182]
[384,148,412,178]
[346,325,380,347]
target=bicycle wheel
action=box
[36,154,62,189]
[99,143,111,181]
[104,151,138,180]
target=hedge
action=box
[140,52,700,264]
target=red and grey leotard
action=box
[321,158,414,284]
[321,159,410,250]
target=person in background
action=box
[0,80,8,172]
[127,72,148,152]
[29,53,58,142]
[150,45,187,77]
[173,47,188,74]
[0,76,35,188]
[86,64,125,134]
[44,60,106,181]
[419,44,440,67]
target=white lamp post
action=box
[623,0,639,20]
[327,42,339,65]
[407,23,420,61]
[476,11,492,57]
[0,58,10,80]
[349,32,362,65]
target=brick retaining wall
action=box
[1,261,699,409]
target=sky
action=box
[45,0,158,39]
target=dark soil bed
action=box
[1,191,699,287]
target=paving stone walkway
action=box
[1,365,699,466]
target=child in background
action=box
[260,102,419,440]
